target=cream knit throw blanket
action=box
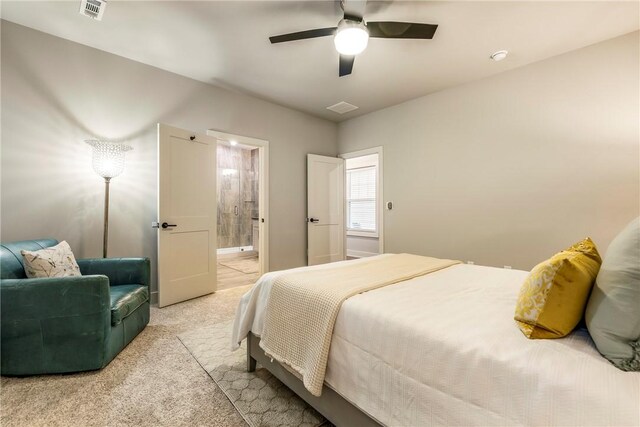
[259,253,461,396]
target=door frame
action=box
[207,129,269,275]
[339,146,384,256]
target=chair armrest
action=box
[77,258,150,288]
[0,275,110,321]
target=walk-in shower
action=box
[216,143,259,256]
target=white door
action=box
[307,154,345,265]
[157,124,217,307]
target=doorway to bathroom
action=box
[208,130,269,291]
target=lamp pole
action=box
[86,139,132,259]
[103,177,111,258]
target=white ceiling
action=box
[2,1,638,121]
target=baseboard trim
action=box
[217,246,254,255]
[150,291,158,306]
[346,250,379,258]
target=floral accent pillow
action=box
[21,241,82,278]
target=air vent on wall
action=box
[79,0,107,21]
[326,101,359,115]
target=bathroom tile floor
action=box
[217,254,259,291]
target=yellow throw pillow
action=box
[515,238,602,339]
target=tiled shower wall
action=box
[217,145,259,249]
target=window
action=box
[346,166,376,233]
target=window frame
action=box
[340,147,384,255]
[346,165,378,236]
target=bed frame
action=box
[247,332,382,427]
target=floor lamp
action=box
[86,140,133,258]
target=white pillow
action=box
[21,241,81,278]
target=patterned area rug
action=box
[178,321,327,427]
[219,258,260,274]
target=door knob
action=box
[308,218,319,223]
[161,222,177,229]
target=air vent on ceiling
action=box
[326,101,359,115]
[79,0,107,21]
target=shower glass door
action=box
[217,144,256,253]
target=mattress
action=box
[232,257,640,426]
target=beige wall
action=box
[338,32,639,270]
[0,21,338,295]
[2,20,637,283]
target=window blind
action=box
[347,166,376,232]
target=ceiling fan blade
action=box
[269,27,337,44]
[366,21,438,39]
[339,55,355,77]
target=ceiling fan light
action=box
[334,20,369,55]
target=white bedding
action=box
[232,257,640,426]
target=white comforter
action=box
[232,257,640,426]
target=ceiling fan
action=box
[268,1,438,77]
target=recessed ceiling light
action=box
[490,50,508,61]
[229,140,238,146]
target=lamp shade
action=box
[85,140,133,179]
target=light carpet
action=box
[1,286,251,427]
[178,321,327,427]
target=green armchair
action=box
[1,239,150,375]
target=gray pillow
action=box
[586,218,640,371]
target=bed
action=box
[232,255,640,426]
